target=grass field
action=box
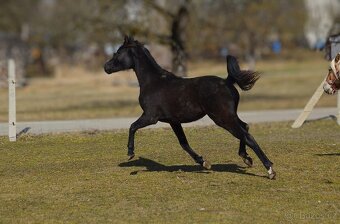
[1,121,339,223]
[0,51,337,122]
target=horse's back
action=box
[194,76,237,102]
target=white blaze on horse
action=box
[323,52,340,95]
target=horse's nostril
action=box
[104,64,111,74]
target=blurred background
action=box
[0,0,339,122]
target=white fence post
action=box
[8,59,16,142]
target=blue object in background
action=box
[314,39,325,51]
[271,40,281,54]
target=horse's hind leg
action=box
[238,119,253,167]
[209,114,276,179]
[244,131,276,179]
[170,123,211,169]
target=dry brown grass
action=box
[0,51,336,122]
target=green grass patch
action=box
[1,121,339,223]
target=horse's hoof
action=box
[127,153,135,161]
[203,160,212,170]
[242,157,253,167]
[268,167,276,180]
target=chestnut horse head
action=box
[323,52,340,95]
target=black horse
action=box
[104,36,276,179]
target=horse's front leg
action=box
[170,122,211,169]
[127,113,158,160]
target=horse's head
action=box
[104,36,137,74]
[323,53,340,95]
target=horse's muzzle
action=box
[323,82,336,95]
[104,63,113,74]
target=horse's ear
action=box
[124,35,135,45]
[124,35,129,44]
[335,53,340,63]
[128,36,135,45]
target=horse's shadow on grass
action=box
[315,153,340,157]
[119,157,266,178]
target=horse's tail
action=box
[226,55,260,91]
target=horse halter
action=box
[330,58,340,80]
[323,56,340,94]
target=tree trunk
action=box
[245,32,257,70]
[171,3,189,77]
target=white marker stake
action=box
[8,59,16,141]
[291,78,326,128]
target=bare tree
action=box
[114,0,192,77]
[0,0,308,73]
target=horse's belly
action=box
[159,98,205,123]
[159,113,205,123]
[178,113,206,123]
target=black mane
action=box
[124,37,176,78]
[140,46,176,78]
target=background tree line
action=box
[0,0,310,76]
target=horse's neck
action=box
[133,50,164,87]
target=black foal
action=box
[104,36,276,179]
